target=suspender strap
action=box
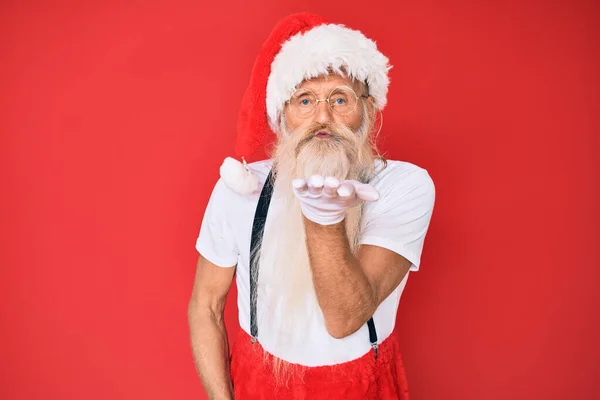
[248,169,378,359]
[249,170,275,340]
[367,317,379,359]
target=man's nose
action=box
[313,100,334,124]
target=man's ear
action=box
[367,96,378,120]
[366,98,384,139]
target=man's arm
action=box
[188,254,236,400]
[304,218,411,339]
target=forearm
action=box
[188,307,233,400]
[304,218,376,338]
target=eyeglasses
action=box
[286,85,369,119]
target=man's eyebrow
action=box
[293,88,313,95]
[297,84,347,94]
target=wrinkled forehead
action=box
[295,71,368,96]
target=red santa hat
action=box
[220,12,391,194]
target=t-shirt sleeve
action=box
[360,168,435,271]
[195,178,239,268]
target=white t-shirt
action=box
[196,159,435,366]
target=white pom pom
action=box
[219,157,259,195]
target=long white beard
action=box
[254,115,376,352]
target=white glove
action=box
[292,175,380,225]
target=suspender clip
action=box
[371,342,379,359]
[250,336,257,344]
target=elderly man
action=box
[188,13,435,400]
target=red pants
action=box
[230,328,410,399]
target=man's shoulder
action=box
[247,159,273,177]
[364,159,435,221]
[370,159,433,189]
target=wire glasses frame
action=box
[285,85,370,118]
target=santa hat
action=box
[220,12,392,194]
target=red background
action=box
[1,1,599,399]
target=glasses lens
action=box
[329,87,357,116]
[289,90,317,118]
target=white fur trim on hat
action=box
[265,23,391,133]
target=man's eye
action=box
[300,99,310,106]
[335,98,346,105]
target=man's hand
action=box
[292,175,380,225]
